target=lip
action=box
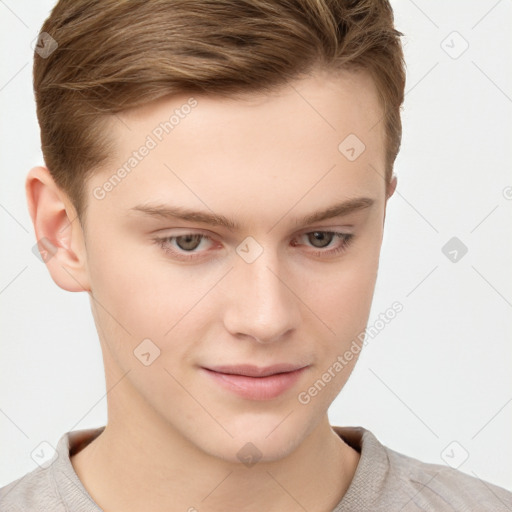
[201,364,309,400]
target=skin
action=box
[26,67,397,512]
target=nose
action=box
[222,248,300,344]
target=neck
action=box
[71,368,360,512]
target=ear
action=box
[386,174,398,200]
[26,166,91,292]
[383,174,397,226]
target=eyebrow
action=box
[129,197,375,231]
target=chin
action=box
[199,414,316,465]
[202,435,303,466]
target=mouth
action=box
[200,364,309,400]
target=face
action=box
[81,67,391,462]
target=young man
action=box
[1,0,511,510]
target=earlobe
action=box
[26,166,91,293]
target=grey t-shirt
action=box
[1,425,511,511]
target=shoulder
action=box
[0,427,104,512]
[334,426,512,511]
[383,440,512,510]
[0,465,64,512]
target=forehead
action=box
[88,68,386,225]
[115,67,384,150]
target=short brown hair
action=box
[33,0,405,223]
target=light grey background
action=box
[1,0,511,492]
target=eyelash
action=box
[153,231,355,261]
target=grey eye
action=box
[306,231,335,249]
[174,234,204,251]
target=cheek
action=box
[86,235,213,368]
[294,266,374,408]
[305,249,380,332]
[86,229,167,317]
[85,238,170,365]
